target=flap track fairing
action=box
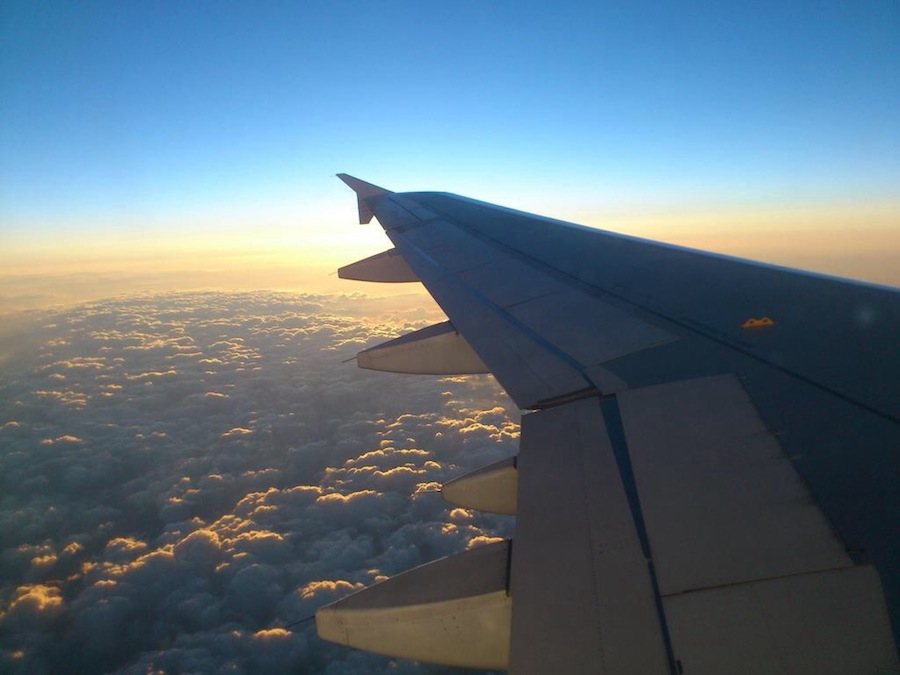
[357,321,489,375]
[316,540,512,669]
[338,248,420,283]
[442,456,518,515]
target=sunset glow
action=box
[2,1,898,314]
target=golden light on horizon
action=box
[573,200,900,287]
[2,199,898,314]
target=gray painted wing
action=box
[338,175,900,673]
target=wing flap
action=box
[619,374,854,594]
[510,398,672,674]
[665,566,898,674]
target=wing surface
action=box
[319,174,900,673]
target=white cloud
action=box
[0,291,517,673]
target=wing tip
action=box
[336,174,392,198]
[337,174,393,224]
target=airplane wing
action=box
[316,175,900,674]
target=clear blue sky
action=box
[1,0,898,275]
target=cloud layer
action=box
[0,291,517,674]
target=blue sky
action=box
[1,0,899,289]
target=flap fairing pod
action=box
[442,456,518,515]
[357,321,489,375]
[338,248,420,283]
[316,540,512,669]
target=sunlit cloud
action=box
[0,584,65,624]
[0,291,517,673]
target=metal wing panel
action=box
[506,288,678,367]
[457,257,568,308]
[387,193,443,222]
[403,224,499,273]
[388,231,589,405]
[333,176,900,669]
[618,373,853,595]
[510,398,671,674]
[379,202,680,408]
[399,191,900,419]
[664,566,898,675]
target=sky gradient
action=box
[2,0,899,308]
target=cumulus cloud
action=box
[0,291,517,674]
[0,584,65,626]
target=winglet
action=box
[337,174,393,224]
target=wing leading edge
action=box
[317,175,900,673]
